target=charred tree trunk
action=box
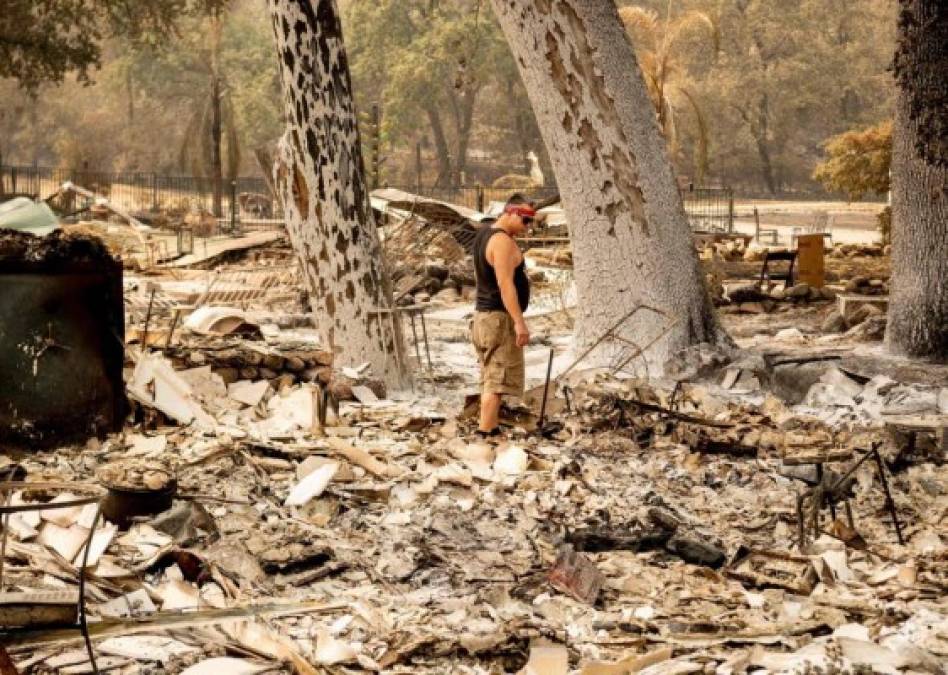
[490,0,726,369]
[267,0,404,383]
[886,0,948,360]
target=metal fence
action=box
[1,164,733,234]
[382,184,561,213]
[386,183,734,232]
[681,186,734,233]
[0,165,273,219]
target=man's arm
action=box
[489,235,530,347]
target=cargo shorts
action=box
[471,311,525,397]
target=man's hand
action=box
[515,319,530,347]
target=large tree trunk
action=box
[886,0,948,360]
[267,0,404,383]
[490,0,726,369]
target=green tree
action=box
[0,0,184,91]
[345,0,516,186]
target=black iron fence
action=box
[382,184,561,213]
[0,165,273,220]
[384,183,734,232]
[681,186,734,233]
[1,164,733,234]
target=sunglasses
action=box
[521,215,534,225]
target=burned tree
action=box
[489,0,726,369]
[266,0,402,382]
[886,0,948,360]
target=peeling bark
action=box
[490,0,726,369]
[267,0,403,383]
[886,0,948,360]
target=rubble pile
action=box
[164,338,334,388]
[797,366,948,428]
[394,260,477,305]
[2,220,945,673]
[2,365,945,673]
[717,280,837,311]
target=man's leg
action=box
[479,392,501,433]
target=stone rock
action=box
[424,262,449,282]
[845,276,869,293]
[433,287,460,303]
[739,302,767,314]
[785,283,811,299]
[665,533,726,568]
[770,287,786,301]
[820,286,838,300]
[846,315,887,341]
[727,283,767,303]
[821,310,847,334]
[848,302,884,326]
[775,327,804,340]
[772,362,829,404]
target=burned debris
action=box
[0,193,945,674]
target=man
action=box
[471,198,536,437]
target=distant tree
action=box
[813,120,892,200]
[886,0,947,360]
[345,0,512,186]
[0,0,184,91]
[178,3,237,216]
[618,4,717,182]
[696,0,895,193]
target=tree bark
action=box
[490,0,726,369]
[886,0,948,360]
[267,0,404,383]
[452,87,478,184]
[424,103,453,187]
[210,10,224,218]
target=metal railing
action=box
[1,164,733,234]
[681,186,734,233]
[0,165,274,220]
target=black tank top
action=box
[474,224,530,312]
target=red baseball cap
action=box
[504,204,537,218]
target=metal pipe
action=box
[538,347,555,429]
[409,313,422,365]
[872,449,904,545]
[141,287,156,350]
[420,311,433,371]
[78,503,103,674]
